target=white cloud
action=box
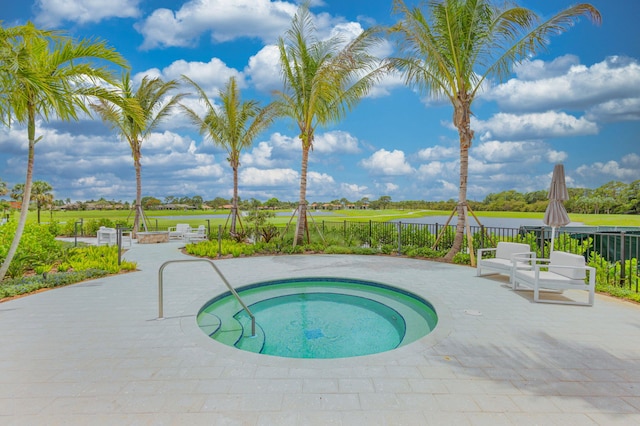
[576,154,640,183]
[416,161,450,179]
[416,146,458,161]
[359,149,414,176]
[474,111,598,141]
[486,56,640,115]
[586,97,640,123]
[473,140,568,164]
[246,45,283,93]
[339,183,369,199]
[313,131,361,154]
[240,167,299,186]
[149,57,243,95]
[513,54,581,81]
[35,0,141,26]
[308,171,335,186]
[135,0,297,49]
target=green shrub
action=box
[452,252,471,265]
[66,246,137,273]
[0,222,64,278]
[0,269,110,299]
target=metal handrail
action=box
[157,259,255,336]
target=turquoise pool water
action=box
[197,277,438,359]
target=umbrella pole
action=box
[549,226,556,255]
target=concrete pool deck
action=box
[1,241,640,425]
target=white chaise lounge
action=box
[97,226,117,246]
[168,223,191,240]
[477,242,535,283]
[185,225,207,243]
[512,251,595,306]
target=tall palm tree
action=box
[90,73,184,236]
[275,5,388,246]
[181,75,275,235]
[390,0,600,261]
[0,22,126,282]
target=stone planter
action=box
[137,231,169,244]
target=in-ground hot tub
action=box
[136,231,169,244]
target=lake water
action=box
[390,215,584,229]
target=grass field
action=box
[10,208,640,231]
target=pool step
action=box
[234,312,265,353]
[197,310,221,336]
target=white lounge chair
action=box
[168,223,191,240]
[185,225,207,243]
[477,242,535,283]
[97,226,117,246]
[512,251,595,306]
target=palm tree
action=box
[390,0,600,261]
[181,75,275,235]
[0,22,126,282]
[90,73,184,236]
[275,5,388,246]
[10,181,53,224]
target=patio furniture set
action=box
[168,223,208,243]
[476,241,596,306]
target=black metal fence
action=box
[301,220,640,292]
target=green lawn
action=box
[11,208,640,230]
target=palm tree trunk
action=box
[445,94,474,261]
[133,152,142,238]
[294,145,310,246]
[0,110,36,281]
[231,164,238,234]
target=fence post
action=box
[434,223,439,250]
[480,225,485,249]
[343,220,347,241]
[620,232,626,287]
[369,220,372,248]
[116,226,122,265]
[218,225,222,258]
[397,221,402,255]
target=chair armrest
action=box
[511,252,537,268]
[477,248,497,259]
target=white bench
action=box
[477,242,535,283]
[512,251,595,306]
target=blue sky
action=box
[1,0,639,204]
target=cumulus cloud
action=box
[359,149,414,176]
[339,183,369,199]
[313,131,361,154]
[35,0,141,27]
[513,54,581,81]
[416,146,458,161]
[245,45,283,93]
[473,140,567,164]
[473,111,598,141]
[240,167,298,186]
[485,56,640,116]
[416,161,451,180]
[308,171,335,186]
[575,153,640,183]
[135,0,297,49]
[141,57,243,96]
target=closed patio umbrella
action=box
[543,164,571,253]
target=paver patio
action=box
[1,241,639,425]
